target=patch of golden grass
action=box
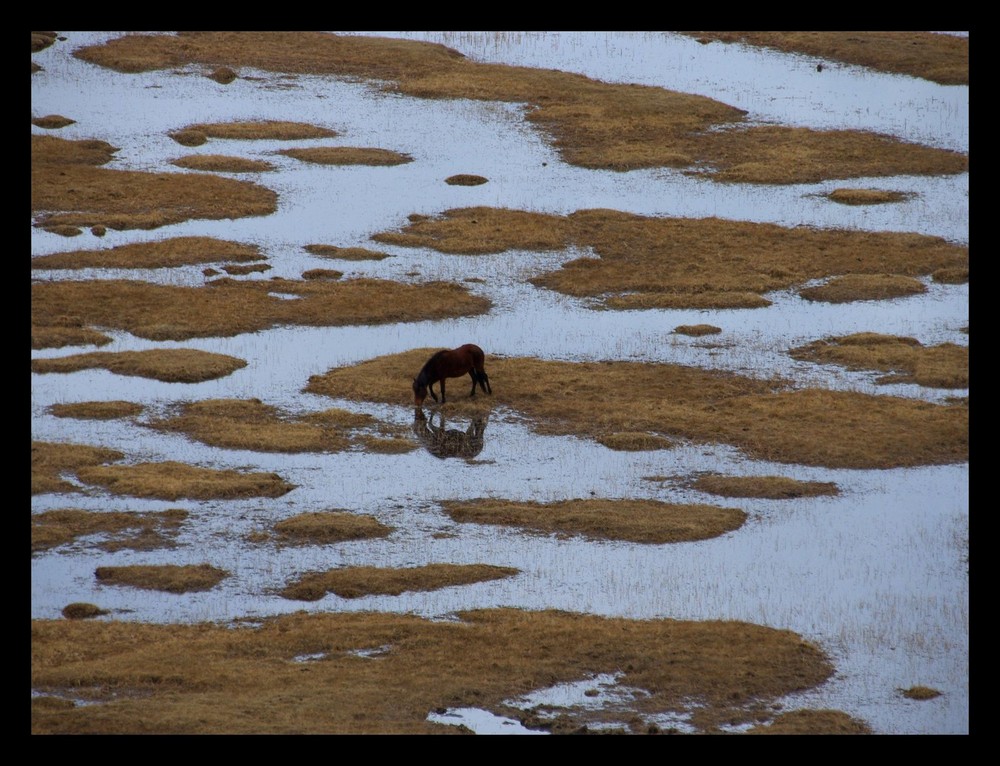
[371,207,966,309]
[31,348,247,383]
[445,174,488,186]
[182,120,338,141]
[900,685,942,700]
[302,268,343,280]
[61,603,110,620]
[73,32,967,183]
[50,401,144,420]
[595,432,675,451]
[170,154,275,173]
[682,31,968,86]
[271,511,393,545]
[95,564,228,593]
[799,274,927,303]
[31,324,112,350]
[790,333,969,389]
[32,508,188,554]
[31,608,834,734]
[32,114,75,129]
[221,263,270,275]
[31,236,264,271]
[691,474,839,499]
[206,66,236,84]
[76,461,295,501]
[307,350,968,468]
[440,498,745,544]
[32,441,124,496]
[673,324,722,336]
[31,278,491,347]
[933,267,969,284]
[747,709,872,734]
[147,398,414,454]
[825,188,913,205]
[304,244,391,260]
[281,563,521,601]
[277,147,412,166]
[32,31,58,53]
[32,135,277,231]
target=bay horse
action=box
[412,344,491,407]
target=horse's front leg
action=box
[429,382,439,403]
[440,378,446,403]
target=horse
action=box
[412,344,491,407]
[413,410,489,460]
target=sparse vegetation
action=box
[825,188,913,205]
[32,508,187,554]
[798,274,927,304]
[789,333,969,388]
[31,237,265,271]
[76,460,295,501]
[689,474,839,499]
[270,511,393,545]
[49,401,143,420]
[170,155,274,173]
[276,147,412,166]
[31,608,834,734]
[307,349,968,469]
[72,32,967,182]
[95,563,228,593]
[440,498,746,544]
[445,174,488,185]
[31,349,248,383]
[282,563,519,601]
[31,278,491,347]
[304,244,392,261]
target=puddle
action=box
[31,32,968,735]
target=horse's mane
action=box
[415,349,448,386]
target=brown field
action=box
[31,31,967,735]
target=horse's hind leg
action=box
[468,371,478,397]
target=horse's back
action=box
[457,343,484,366]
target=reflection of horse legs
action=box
[412,411,489,459]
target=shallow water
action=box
[31,32,968,734]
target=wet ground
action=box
[31,32,968,734]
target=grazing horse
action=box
[412,344,491,407]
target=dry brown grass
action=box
[440,498,745,544]
[673,324,722,336]
[31,349,248,383]
[270,511,393,545]
[95,563,228,593]
[170,154,275,173]
[371,207,967,309]
[799,274,927,303]
[276,147,412,166]
[282,563,519,601]
[32,441,124,495]
[206,66,236,84]
[50,400,143,420]
[31,278,491,347]
[31,608,834,734]
[61,603,110,620]
[746,709,872,734]
[32,114,75,129]
[933,267,969,284]
[182,120,339,141]
[32,508,187,554]
[304,244,392,261]
[32,135,277,231]
[221,263,270,276]
[31,236,264,271]
[445,174,488,186]
[301,268,343,280]
[825,188,913,206]
[596,432,675,451]
[790,333,969,389]
[71,32,967,183]
[690,474,840,499]
[147,398,412,454]
[682,31,968,86]
[76,461,294,501]
[900,685,942,700]
[306,349,968,469]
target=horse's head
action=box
[413,377,427,407]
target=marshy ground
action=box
[31,32,968,735]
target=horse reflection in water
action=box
[413,410,489,460]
